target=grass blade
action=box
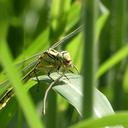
[0,41,43,128]
[97,45,128,78]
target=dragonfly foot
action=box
[48,72,54,82]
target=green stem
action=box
[82,0,97,119]
[45,91,57,128]
[110,0,126,110]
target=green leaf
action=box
[96,2,109,43]
[69,112,127,128]
[37,73,114,117]
[97,45,128,78]
[0,41,43,128]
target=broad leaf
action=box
[37,73,114,117]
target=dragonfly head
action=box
[61,51,72,68]
[61,51,79,73]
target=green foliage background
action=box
[0,0,128,128]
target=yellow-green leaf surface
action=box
[0,41,43,128]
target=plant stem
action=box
[82,0,97,119]
[110,0,127,110]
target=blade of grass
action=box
[96,2,109,43]
[109,0,127,110]
[96,45,128,78]
[82,0,98,118]
[69,112,127,128]
[0,41,43,128]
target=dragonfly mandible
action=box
[0,25,83,113]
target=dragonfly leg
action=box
[69,69,74,73]
[48,72,54,81]
[56,67,69,81]
[63,74,69,80]
[57,70,69,81]
[34,68,40,83]
[33,67,40,91]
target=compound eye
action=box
[61,51,72,66]
[64,59,72,67]
[65,60,71,64]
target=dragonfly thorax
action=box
[47,49,72,68]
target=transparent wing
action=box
[16,26,83,69]
[20,59,38,76]
[0,26,83,110]
[50,25,83,49]
[0,59,38,103]
[16,51,44,68]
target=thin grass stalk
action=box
[82,0,97,118]
[45,91,57,128]
[110,0,126,110]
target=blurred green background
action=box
[0,0,128,128]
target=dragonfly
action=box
[0,25,83,114]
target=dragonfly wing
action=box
[0,60,38,97]
[16,51,45,68]
[0,87,14,110]
[50,25,83,49]
[20,59,39,77]
[16,26,83,69]
[0,80,10,97]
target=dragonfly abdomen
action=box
[0,88,14,110]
